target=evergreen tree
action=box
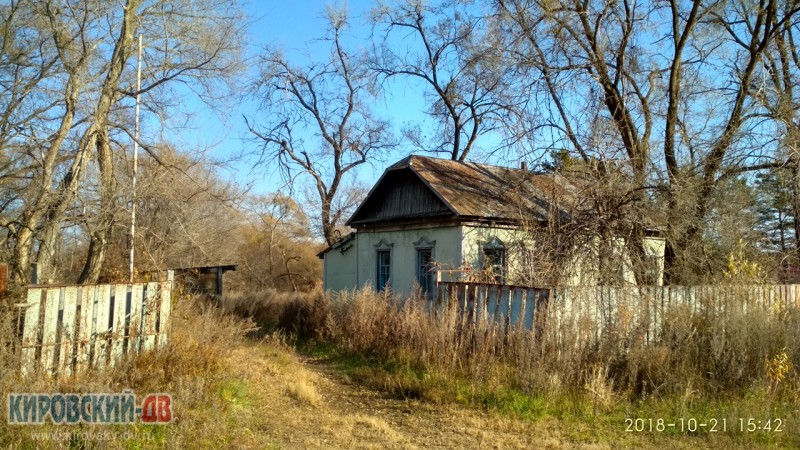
[754,169,796,254]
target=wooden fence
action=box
[433,281,800,345]
[14,272,173,376]
[432,281,550,330]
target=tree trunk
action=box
[75,0,139,283]
[10,227,34,288]
[78,130,117,283]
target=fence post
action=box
[157,271,174,349]
[21,289,42,377]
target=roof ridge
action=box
[406,154,537,173]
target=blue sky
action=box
[179,0,428,197]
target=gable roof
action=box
[348,155,579,226]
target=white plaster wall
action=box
[324,225,667,293]
[322,242,357,292]
[460,225,532,282]
[644,236,666,286]
[563,236,667,286]
[352,226,463,296]
[461,226,666,287]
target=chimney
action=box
[521,161,528,172]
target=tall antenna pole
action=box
[130,34,142,284]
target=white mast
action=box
[130,34,142,283]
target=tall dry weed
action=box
[266,286,800,403]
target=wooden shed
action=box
[168,264,237,298]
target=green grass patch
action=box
[219,378,251,409]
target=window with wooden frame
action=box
[375,239,394,291]
[482,237,506,284]
[414,236,436,296]
[416,248,433,294]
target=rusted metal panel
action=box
[349,155,583,226]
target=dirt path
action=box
[213,340,778,450]
[221,341,613,450]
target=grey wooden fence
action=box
[15,272,173,376]
[433,281,800,344]
[432,281,550,330]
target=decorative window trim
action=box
[374,239,394,250]
[413,236,436,249]
[481,236,505,251]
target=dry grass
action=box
[0,295,256,449]
[236,335,589,450]
[222,287,328,339]
[310,286,800,400]
[247,285,800,447]
[286,372,322,406]
[3,284,797,448]
[353,414,395,434]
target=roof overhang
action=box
[316,232,356,259]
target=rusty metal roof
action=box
[351,155,584,224]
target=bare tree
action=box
[50,146,244,283]
[247,8,395,246]
[0,0,89,287]
[122,146,243,275]
[0,0,246,288]
[496,0,800,283]
[370,0,527,161]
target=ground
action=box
[4,336,787,449]
[215,340,761,450]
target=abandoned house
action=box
[318,155,665,296]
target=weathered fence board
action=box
[60,286,78,376]
[110,284,128,366]
[20,289,41,376]
[433,282,800,347]
[40,289,59,374]
[142,282,159,351]
[15,272,173,377]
